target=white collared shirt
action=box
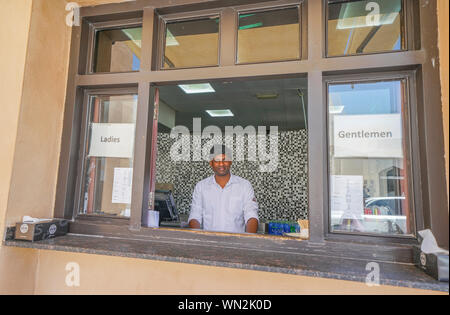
[188,174,259,233]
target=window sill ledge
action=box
[3,226,448,293]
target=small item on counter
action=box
[268,221,300,236]
[298,219,309,230]
[142,210,159,228]
[14,217,69,242]
[298,219,309,239]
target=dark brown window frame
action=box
[323,71,423,242]
[54,0,449,249]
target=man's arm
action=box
[188,183,202,229]
[245,218,258,233]
[243,182,259,233]
[188,219,201,229]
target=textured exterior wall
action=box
[0,0,36,294]
[33,249,445,295]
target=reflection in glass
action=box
[80,94,138,217]
[238,7,300,64]
[93,27,142,73]
[163,17,220,69]
[328,80,414,236]
[327,0,403,56]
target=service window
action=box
[56,0,446,247]
[327,79,415,236]
[153,77,308,235]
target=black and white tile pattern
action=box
[155,130,308,222]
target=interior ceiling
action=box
[168,17,219,36]
[158,77,308,132]
[239,7,299,28]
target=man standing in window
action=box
[188,145,259,234]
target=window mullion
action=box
[141,7,156,72]
[219,7,237,66]
[308,0,324,61]
[129,82,152,231]
[307,70,326,243]
[307,0,326,242]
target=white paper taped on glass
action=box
[88,123,135,159]
[111,168,133,204]
[333,114,403,158]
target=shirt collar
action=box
[209,173,235,187]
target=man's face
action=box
[210,154,232,177]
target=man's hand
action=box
[188,219,201,229]
[245,218,258,233]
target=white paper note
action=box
[112,168,133,204]
[330,175,364,220]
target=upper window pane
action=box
[93,27,142,73]
[80,94,138,217]
[237,7,300,64]
[327,0,404,57]
[328,80,414,236]
[163,17,220,69]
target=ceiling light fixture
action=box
[239,22,263,30]
[206,109,234,117]
[256,93,279,100]
[179,83,215,94]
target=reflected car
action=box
[363,197,407,234]
[331,197,408,235]
[364,197,406,216]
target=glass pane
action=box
[238,7,300,64]
[80,94,138,217]
[163,17,219,69]
[328,80,414,236]
[327,0,403,57]
[93,27,142,73]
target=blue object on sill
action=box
[268,221,300,235]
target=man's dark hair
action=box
[209,144,233,161]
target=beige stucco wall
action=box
[33,249,446,295]
[0,0,37,294]
[4,0,72,227]
[437,0,449,205]
[0,0,448,295]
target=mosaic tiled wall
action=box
[155,130,308,222]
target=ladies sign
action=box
[88,123,135,158]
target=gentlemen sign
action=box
[333,114,403,158]
[88,123,135,158]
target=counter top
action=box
[4,225,448,293]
